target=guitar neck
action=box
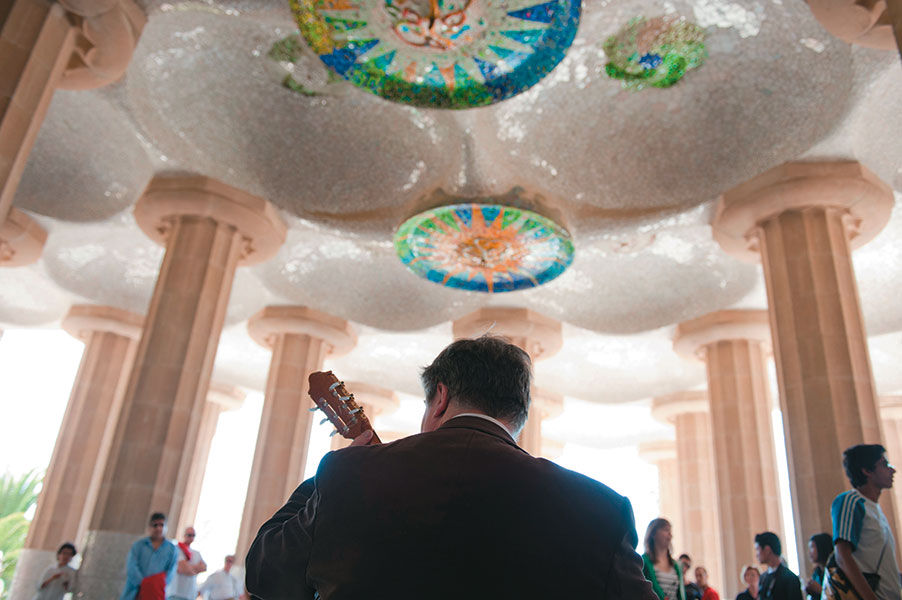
[308,371,383,444]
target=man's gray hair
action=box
[420,335,532,433]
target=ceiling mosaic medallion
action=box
[270,34,342,96]
[394,203,574,293]
[291,0,582,108]
[603,15,706,89]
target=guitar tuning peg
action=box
[349,407,361,414]
[329,429,340,437]
[319,417,330,425]
[309,406,320,412]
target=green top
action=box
[642,553,686,600]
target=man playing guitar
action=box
[246,335,656,599]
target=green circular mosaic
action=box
[603,16,707,89]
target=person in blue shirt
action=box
[121,512,178,600]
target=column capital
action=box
[344,381,400,416]
[880,396,902,420]
[207,382,246,412]
[674,309,771,360]
[532,388,564,419]
[248,306,356,357]
[0,209,47,267]
[57,0,146,90]
[452,307,563,361]
[135,176,287,265]
[62,304,143,341]
[714,161,893,262]
[804,0,895,50]
[651,391,709,423]
[638,439,678,463]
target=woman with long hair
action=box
[805,533,832,600]
[641,518,686,600]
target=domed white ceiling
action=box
[3,0,902,424]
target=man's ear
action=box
[431,382,451,418]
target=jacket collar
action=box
[438,415,523,450]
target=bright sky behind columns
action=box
[0,328,800,583]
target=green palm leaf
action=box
[0,512,29,600]
[0,470,44,599]
[0,470,41,517]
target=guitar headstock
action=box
[308,371,380,443]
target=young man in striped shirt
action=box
[831,444,901,600]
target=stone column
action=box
[0,207,46,266]
[638,439,684,554]
[234,306,356,565]
[804,0,899,55]
[8,305,142,600]
[891,0,902,58]
[542,438,565,460]
[330,382,399,451]
[674,310,783,595]
[518,389,564,457]
[377,430,413,443]
[173,383,246,535]
[0,0,144,265]
[652,392,724,592]
[77,176,286,598]
[452,307,563,456]
[714,161,896,570]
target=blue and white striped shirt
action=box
[832,489,867,550]
[831,489,901,600]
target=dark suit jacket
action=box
[759,564,804,600]
[246,415,658,599]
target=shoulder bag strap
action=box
[875,537,888,572]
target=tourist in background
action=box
[829,444,901,600]
[695,566,720,600]
[754,531,802,600]
[642,518,686,600]
[735,565,760,600]
[197,555,243,600]
[121,512,178,600]
[805,533,831,599]
[168,526,206,600]
[32,542,76,600]
[680,554,703,600]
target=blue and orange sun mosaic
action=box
[291,0,581,108]
[394,204,574,293]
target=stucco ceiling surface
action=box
[2,0,902,418]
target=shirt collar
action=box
[449,413,514,438]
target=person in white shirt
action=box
[197,555,243,600]
[831,444,902,600]
[32,542,77,600]
[167,527,206,600]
